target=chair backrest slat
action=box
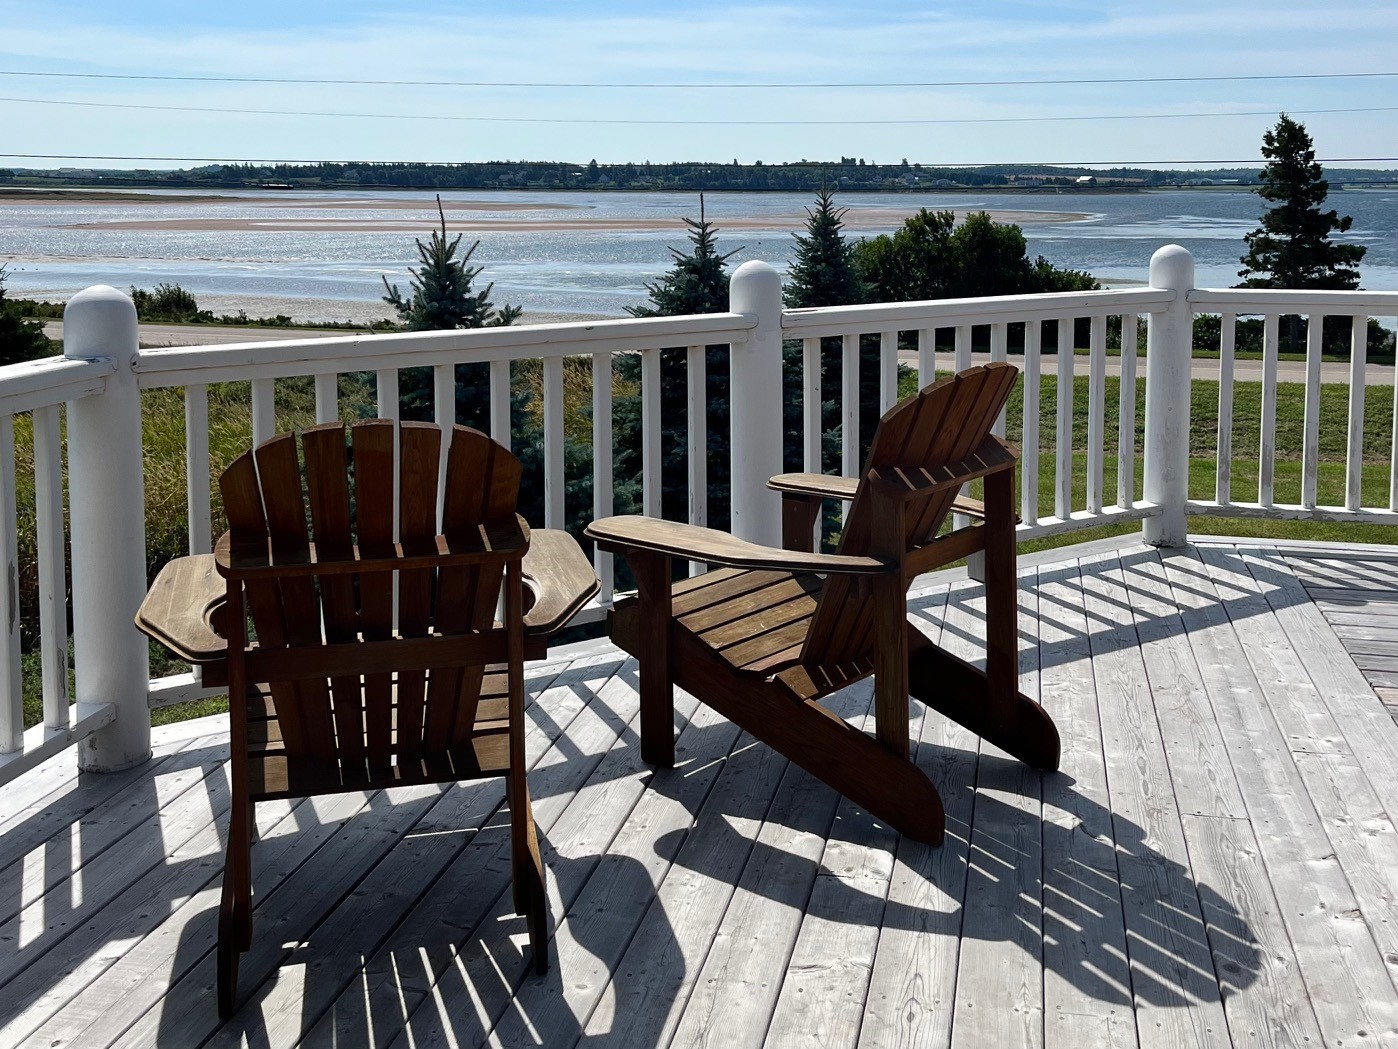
[350,421,398,762]
[801,364,1018,668]
[395,423,442,761]
[301,423,365,767]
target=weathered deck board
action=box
[6,538,1398,1049]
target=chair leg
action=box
[907,636,1061,771]
[508,773,550,974]
[216,799,253,1020]
[628,554,675,769]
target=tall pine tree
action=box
[1239,115,1366,289]
[380,195,521,423]
[784,188,865,309]
[618,195,741,532]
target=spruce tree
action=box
[380,196,521,424]
[785,188,865,308]
[1238,115,1366,289]
[619,195,740,533]
[382,195,521,330]
[0,266,54,367]
[627,194,740,318]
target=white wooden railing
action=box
[0,244,1395,786]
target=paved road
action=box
[897,350,1397,386]
[42,321,1396,385]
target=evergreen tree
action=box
[1238,115,1366,289]
[0,266,54,367]
[627,194,740,318]
[380,196,521,423]
[619,196,740,533]
[381,195,521,330]
[784,188,865,309]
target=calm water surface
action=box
[3,188,1395,319]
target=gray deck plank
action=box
[1189,546,1398,1046]
[1153,548,1328,1048]
[948,573,1045,1049]
[1090,553,1231,1049]
[857,587,979,1049]
[1034,561,1137,1049]
[762,694,902,1049]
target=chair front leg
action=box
[628,551,675,768]
[982,467,1019,736]
[781,493,821,553]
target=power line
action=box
[2,68,1398,90]
[6,153,1398,166]
[4,94,1397,127]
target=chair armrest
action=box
[522,529,600,636]
[215,515,530,580]
[135,554,227,664]
[770,472,996,521]
[767,473,859,501]
[585,516,894,576]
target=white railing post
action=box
[1142,245,1195,547]
[728,260,784,547]
[65,286,151,772]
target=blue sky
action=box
[3,0,1397,169]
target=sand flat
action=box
[59,207,1088,234]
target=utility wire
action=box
[3,95,1397,126]
[5,153,1398,166]
[2,68,1397,90]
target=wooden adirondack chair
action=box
[135,419,599,1017]
[586,363,1060,846]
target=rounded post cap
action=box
[62,285,137,360]
[729,259,782,317]
[1148,244,1195,290]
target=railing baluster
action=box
[879,330,897,412]
[687,345,707,575]
[489,359,510,448]
[543,356,565,530]
[314,373,337,423]
[33,406,68,731]
[184,384,211,555]
[376,368,399,420]
[953,324,971,372]
[1086,315,1107,513]
[1392,317,1398,512]
[917,328,934,387]
[592,352,614,602]
[954,324,974,537]
[433,363,454,521]
[1022,322,1041,525]
[1259,314,1279,506]
[250,377,275,446]
[1216,313,1235,506]
[1301,314,1323,509]
[802,337,820,474]
[642,347,662,518]
[1118,313,1138,510]
[841,334,859,489]
[990,322,1008,437]
[0,416,19,754]
[1346,315,1367,511]
[1055,317,1075,520]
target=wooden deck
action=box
[4,536,1398,1049]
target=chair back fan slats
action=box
[801,363,1019,668]
[218,419,523,774]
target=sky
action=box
[3,0,1397,170]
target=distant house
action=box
[1075,175,1097,186]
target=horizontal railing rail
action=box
[3,245,1397,790]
